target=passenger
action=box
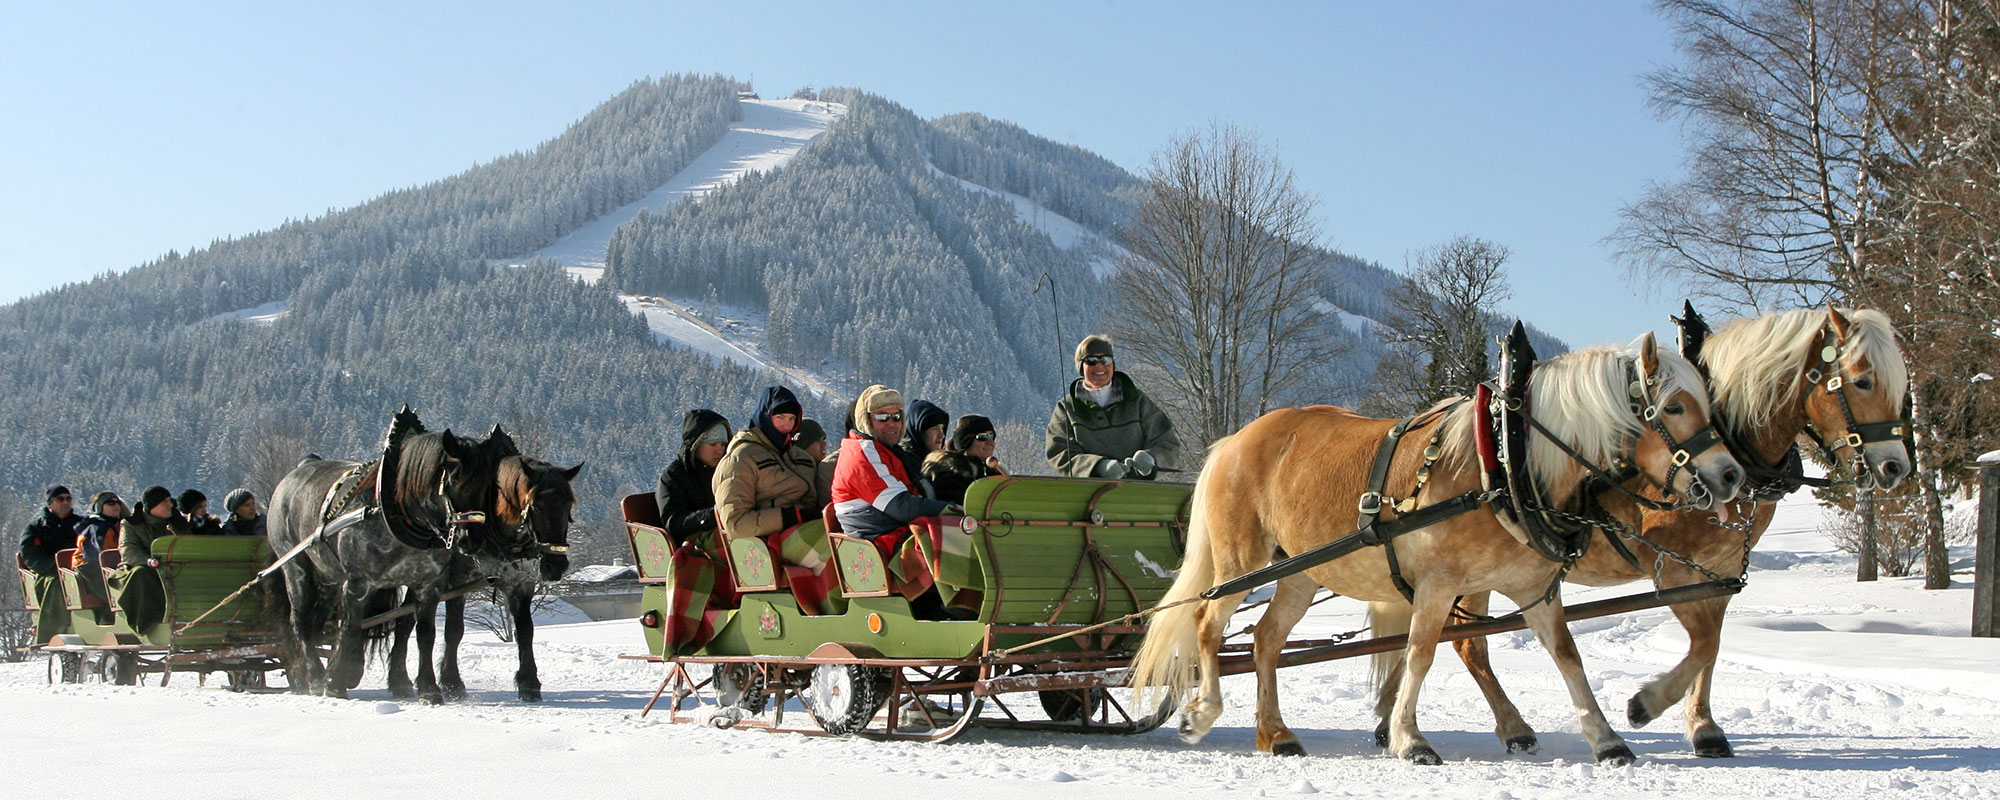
[179,489,225,535]
[72,493,123,623]
[794,418,833,510]
[1046,334,1182,480]
[655,409,730,544]
[817,401,857,514]
[923,414,1008,505]
[712,386,836,614]
[218,489,265,537]
[900,399,950,493]
[107,485,190,630]
[17,485,80,639]
[832,385,956,539]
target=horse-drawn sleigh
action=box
[624,307,1909,767]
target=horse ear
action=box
[562,462,585,481]
[1827,303,1851,341]
[439,429,471,460]
[1638,330,1660,376]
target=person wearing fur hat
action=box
[712,386,838,614]
[17,485,80,638]
[1047,334,1182,480]
[655,409,730,543]
[832,385,956,538]
[923,414,1008,504]
[107,485,190,630]
[219,489,266,537]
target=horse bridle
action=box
[1520,356,1730,512]
[1798,326,1908,482]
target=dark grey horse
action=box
[266,412,526,699]
[392,455,580,702]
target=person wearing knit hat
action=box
[1047,334,1183,480]
[220,488,266,537]
[18,485,80,638]
[655,409,730,543]
[73,492,126,623]
[178,489,224,536]
[106,485,190,631]
[712,386,838,614]
[923,414,1008,504]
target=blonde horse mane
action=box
[1702,308,1907,437]
[1432,339,1710,502]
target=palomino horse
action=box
[267,414,528,698]
[398,454,580,703]
[1377,306,1909,758]
[1129,334,1746,765]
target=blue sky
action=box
[0,1,1690,349]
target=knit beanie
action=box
[948,414,997,453]
[223,489,257,518]
[1074,334,1115,376]
[46,485,71,502]
[178,488,207,512]
[794,418,826,451]
[140,485,174,513]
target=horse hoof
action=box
[443,682,469,701]
[419,690,444,706]
[1176,717,1206,745]
[1505,735,1539,754]
[323,686,348,700]
[1272,740,1306,757]
[1402,745,1442,766]
[518,687,543,703]
[1372,722,1390,749]
[1595,744,1636,766]
[1626,694,1655,727]
[389,682,416,699]
[1693,734,1734,758]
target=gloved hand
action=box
[1096,459,1129,480]
[1124,449,1156,477]
[693,508,717,531]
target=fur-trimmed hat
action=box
[1074,334,1115,376]
[853,384,905,434]
[949,414,996,453]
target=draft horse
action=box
[393,454,580,703]
[1385,306,1910,758]
[1130,333,1746,765]
[266,409,531,698]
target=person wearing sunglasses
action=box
[1047,334,1182,480]
[18,485,81,639]
[922,414,1008,504]
[832,384,956,539]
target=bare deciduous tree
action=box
[239,415,314,505]
[1108,124,1345,451]
[1366,236,1514,415]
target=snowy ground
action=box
[5,493,1996,799]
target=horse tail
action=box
[1366,600,1413,695]
[1129,437,1229,710]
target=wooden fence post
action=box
[1975,452,1999,638]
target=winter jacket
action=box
[1046,371,1182,479]
[186,514,225,536]
[832,431,951,538]
[219,514,266,537]
[74,514,121,567]
[655,409,729,543]
[712,427,821,540]
[18,510,80,576]
[119,510,190,566]
[922,450,1000,505]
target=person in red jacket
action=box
[831,385,955,538]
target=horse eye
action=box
[1854,377,1874,391]
[1664,402,1684,415]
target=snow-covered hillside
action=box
[5,494,1997,799]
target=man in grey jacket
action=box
[1046,335,1182,480]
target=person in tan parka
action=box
[710,385,836,613]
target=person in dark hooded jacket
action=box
[654,409,730,543]
[899,399,949,497]
[18,485,80,638]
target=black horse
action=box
[388,454,580,702]
[266,409,529,699]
